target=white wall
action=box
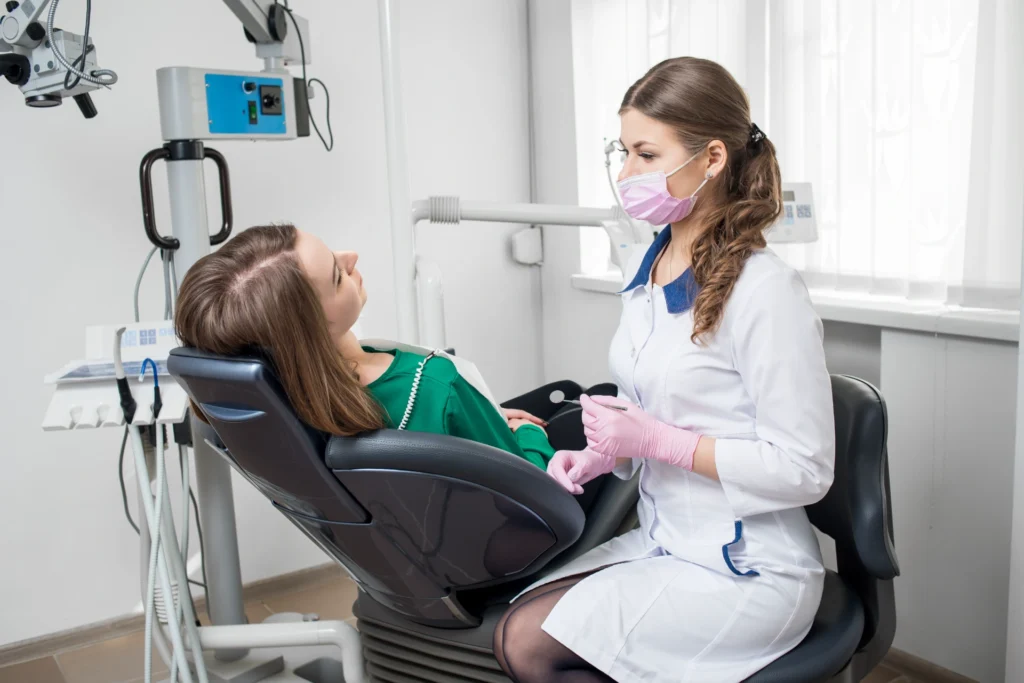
[530,2,1017,680]
[0,0,537,646]
[529,0,619,389]
[883,331,1017,682]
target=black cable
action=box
[183,444,209,595]
[118,427,140,534]
[117,429,209,593]
[281,6,333,151]
[64,0,92,90]
[307,78,333,152]
[190,489,209,594]
[119,425,209,592]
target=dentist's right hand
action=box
[546,448,616,495]
[582,394,700,471]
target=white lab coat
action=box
[517,235,836,682]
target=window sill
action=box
[571,273,1021,343]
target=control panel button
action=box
[259,84,283,115]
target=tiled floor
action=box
[0,573,936,683]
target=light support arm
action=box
[408,197,650,349]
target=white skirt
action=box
[515,529,824,683]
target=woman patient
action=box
[174,224,555,469]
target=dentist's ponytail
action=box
[620,57,783,344]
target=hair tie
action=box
[748,122,766,151]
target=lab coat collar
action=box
[619,227,700,314]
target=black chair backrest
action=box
[807,375,899,655]
[807,375,898,581]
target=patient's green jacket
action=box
[365,347,555,469]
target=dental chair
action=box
[168,347,638,682]
[168,347,898,683]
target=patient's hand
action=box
[508,418,547,434]
[503,408,547,428]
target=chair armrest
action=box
[326,430,585,546]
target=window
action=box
[572,0,1024,310]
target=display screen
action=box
[782,190,796,202]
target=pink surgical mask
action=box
[617,149,710,224]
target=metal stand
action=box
[193,441,249,662]
[142,141,251,666]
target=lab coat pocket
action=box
[673,476,761,578]
[674,520,760,579]
[721,520,760,577]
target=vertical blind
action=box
[573,0,1024,310]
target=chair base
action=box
[354,594,510,683]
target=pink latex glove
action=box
[581,394,700,470]
[546,449,616,495]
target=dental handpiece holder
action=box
[41,321,189,431]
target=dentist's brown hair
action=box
[621,57,783,343]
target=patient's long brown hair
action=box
[174,224,385,435]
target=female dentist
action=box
[492,57,835,683]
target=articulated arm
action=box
[223,0,282,44]
[0,0,49,49]
[0,0,310,116]
[222,0,310,71]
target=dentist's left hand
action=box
[546,448,616,495]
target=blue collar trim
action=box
[619,228,700,314]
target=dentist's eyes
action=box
[621,150,656,161]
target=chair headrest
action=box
[168,346,368,522]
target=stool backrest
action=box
[808,375,898,580]
[807,375,900,651]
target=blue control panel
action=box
[205,74,287,135]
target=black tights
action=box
[493,576,616,683]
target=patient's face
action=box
[295,229,367,341]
